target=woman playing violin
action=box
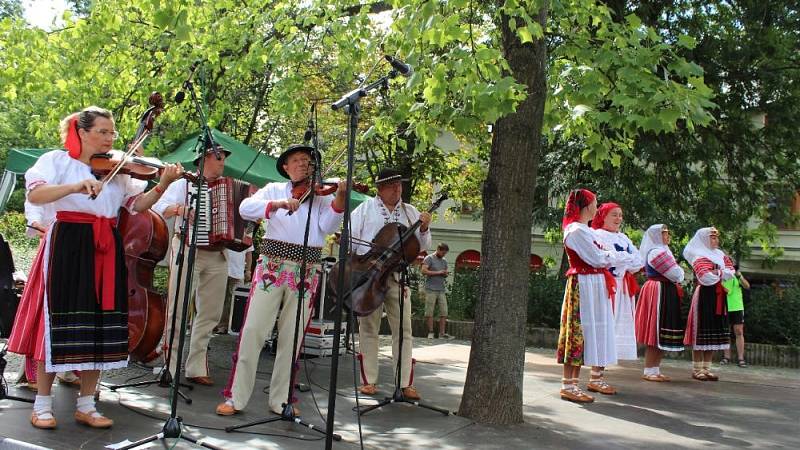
[16,106,183,430]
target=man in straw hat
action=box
[216,144,346,416]
[350,168,432,400]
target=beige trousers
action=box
[225,257,316,413]
[164,235,228,378]
[358,277,413,387]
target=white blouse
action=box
[25,150,145,218]
[593,228,644,278]
[563,222,630,268]
[239,181,343,247]
[350,197,431,256]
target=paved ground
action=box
[1,334,798,450]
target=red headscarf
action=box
[591,202,621,230]
[64,116,82,159]
[562,189,596,230]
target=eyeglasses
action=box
[88,129,120,140]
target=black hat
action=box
[375,167,407,186]
[193,143,231,164]
[277,144,316,179]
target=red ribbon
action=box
[566,266,617,303]
[56,211,118,311]
[623,271,640,297]
[64,117,82,159]
[715,282,728,315]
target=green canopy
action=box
[162,129,370,207]
[5,148,59,174]
[162,129,283,186]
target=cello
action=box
[329,193,447,316]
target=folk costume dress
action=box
[8,201,56,384]
[682,228,734,351]
[557,221,631,368]
[634,224,685,351]
[591,204,644,360]
[223,180,343,413]
[12,150,145,372]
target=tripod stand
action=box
[118,76,221,450]
[357,230,449,417]
[0,342,34,404]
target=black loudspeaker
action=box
[228,282,251,335]
[0,233,19,338]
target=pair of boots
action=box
[30,395,112,429]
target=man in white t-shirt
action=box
[215,246,254,334]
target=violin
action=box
[91,152,200,184]
[286,177,369,216]
[290,178,369,200]
[89,92,186,197]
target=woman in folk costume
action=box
[12,106,183,429]
[682,227,734,381]
[591,202,644,361]
[557,189,634,403]
[635,224,685,381]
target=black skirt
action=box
[657,281,685,351]
[691,284,729,350]
[47,221,128,369]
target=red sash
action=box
[715,282,728,315]
[56,211,118,311]
[564,246,616,301]
[623,271,640,297]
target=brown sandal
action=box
[560,387,594,403]
[642,374,665,382]
[30,411,57,429]
[692,371,709,381]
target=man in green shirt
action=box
[721,262,750,367]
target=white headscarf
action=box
[682,227,726,267]
[639,224,669,262]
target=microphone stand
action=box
[225,111,339,441]
[324,68,408,449]
[119,76,221,450]
[357,226,449,416]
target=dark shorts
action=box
[728,310,744,325]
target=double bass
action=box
[329,193,447,316]
[115,93,169,362]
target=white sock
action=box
[654,367,662,375]
[76,395,100,417]
[643,367,655,376]
[33,395,54,419]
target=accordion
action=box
[206,178,257,252]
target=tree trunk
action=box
[458,5,549,424]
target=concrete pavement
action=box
[1,334,798,449]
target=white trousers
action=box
[164,236,228,378]
[358,277,413,387]
[225,257,317,413]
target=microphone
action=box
[173,60,202,104]
[303,119,314,142]
[385,55,413,77]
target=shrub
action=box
[527,271,566,328]
[0,211,39,273]
[745,283,800,346]
[447,269,479,320]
